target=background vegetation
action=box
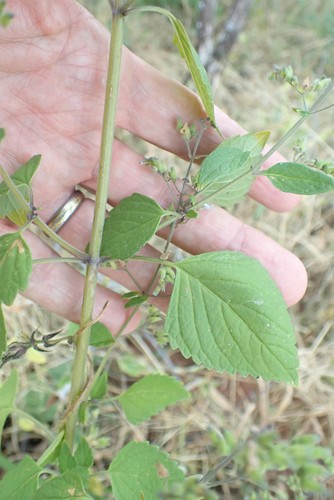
[1,0,334,497]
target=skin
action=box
[0,0,307,333]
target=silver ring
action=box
[47,190,85,233]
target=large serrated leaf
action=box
[0,370,18,447]
[258,162,334,194]
[109,441,184,500]
[165,252,298,383]
[100,193,166,260]
[0,455,41,500]
[0,233,32,305]
[116,374,190,424]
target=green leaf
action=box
[109,441,184,500]
[0,303,7,357]
[0,455,41,500]
[0,184,32,220]
[0,233,32,305]
[116,374,190,424]
[59,442,77,473]
[90,321,114,347]
[101,193,166,260]
[0,155,41,197]
[90,371,108,400]
[170,17,215,126]
[124,294,148,308]
[75,438,94,469]
[197,147,252,206]
[165,252,298,383]
[67,321,114,348]
[37,430,65,468]
[7,185,33,226]
[0,370,18,446]
[0,128,5,143]
[0,12,13,28]
[117,354,152,378]
[221,131,269,159]
[140,7,215,126]
[0,155,41,223]
[34,468,91,499]
[258,162,334,194]
[196,133,268,207]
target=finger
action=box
[119,48,300,212]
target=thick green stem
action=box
[65,9,124,449]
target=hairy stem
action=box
[65,6,124,449]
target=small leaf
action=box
[0,184,31,220]
[109,441,184,500]
[165,252,298,383]
[0,456,41,500]
[197,147,252,207]
[75,438,94,469]
[34,468,91,499]
[90,321,114,347]
[90,371,108,400]
[101,193,166,260]
[196,133,267,207]
[7,185,33,226]
[117,354,152,378]
[141,7,215,126]
[0,232,32,305]
[170,17,215,126]
[221,132,269,160]
[292,107,311,117]
[0,303,7,358]
[116,374,190,424]
[59,442,77,473]
[0,155,41,197]
[0,370,18,446]
[37,430,65,468]
[0,129,5,143]
[124,294,148,308]
[0,155,41,223]
[259,162,334,194]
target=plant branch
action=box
[65,6,124,449]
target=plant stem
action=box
[65,6,124,449]
[33,219,88,261]
[259,79,334,167]
[32,257,84,266]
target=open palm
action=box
[0,0,307,332]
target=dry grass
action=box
[1,0,334,497]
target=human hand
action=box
[0,0,307,333]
